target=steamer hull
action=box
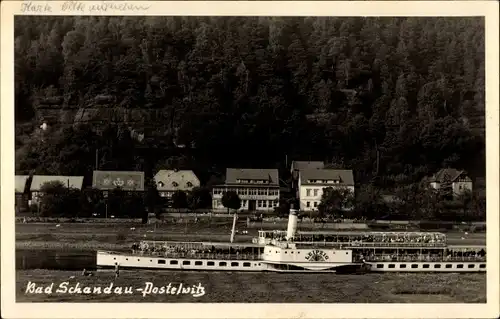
[96,249,363,273]
[366,261,486,272]
[97,250,268,271]
[96,211,486,273]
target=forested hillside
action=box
[15,16,485,187]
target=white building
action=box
[212,168,280,212]
[154,169,200,198]
[298,169,354,211]
[428,168,473,197]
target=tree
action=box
[274,198,291,217]
[107,187,125,217]
[15,17,485,204]
[456,189,473,221]
[188,187,212,211]
[79,187,104,217]
[415,187,443,220]
[171,190,188,211]
[354,184,387,220]
[39,181,81,217]
[317,187,354,219]
[221,191,241,213]
[144,180,160,222]
[122,191,145,218]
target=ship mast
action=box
[230,212,238,243]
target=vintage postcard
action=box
[1,1,499,318]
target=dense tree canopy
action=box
[221,191,241,213]
[38,181,78,216]
[15,17,485,190]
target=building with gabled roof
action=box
[154,169,200,198]
[298,168,354,211]
[92,170,144,192]
[290,161,324,180]
[15,175,31,212]
[212,168,280,212]
[427,168,473,197]
[30,175,84,205]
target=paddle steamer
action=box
[97,210,486,273]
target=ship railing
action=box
[134,251,261,260]
[293,241,447,248]
[357,255,486,262]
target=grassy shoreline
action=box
[15,222,486,251]
[16,269,486,303]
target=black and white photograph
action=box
[1,1,499,318]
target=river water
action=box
[16,249,96,270]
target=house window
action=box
[306,202,310,208]
[263,201,267,208]
[313,189,318,197]
[172,181,178,187]
[187,182,193,188]
[306,189,311,196]
[313,202,318,208]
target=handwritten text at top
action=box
[20,1,152,13]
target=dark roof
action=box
[300,169,354,186]
[291,161,324,171]
[225,168,279,185]
[30,175,84,191]
[92,170,145,191]
[429,168,471,183]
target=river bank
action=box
[15,222,254,251]
[15,222,486,251]
[16,269,486,303]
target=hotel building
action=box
[212,168,280,212]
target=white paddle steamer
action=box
[97,210,486,273]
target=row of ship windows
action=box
[114,257,260,267]
[376,263,486,269]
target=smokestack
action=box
[286,206,298,241]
